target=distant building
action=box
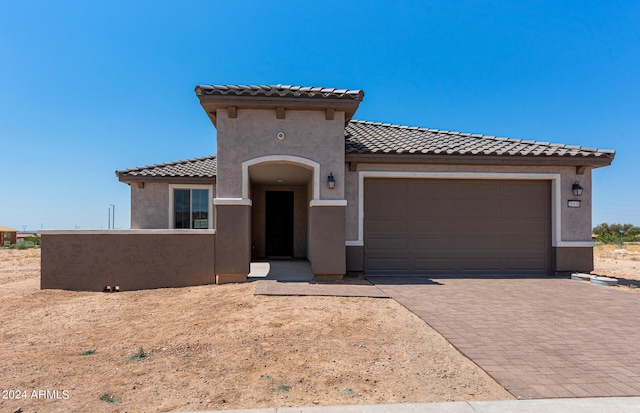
[0,226,17,246]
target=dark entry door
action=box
[265,191,294,257]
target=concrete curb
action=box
[174,396,640,413]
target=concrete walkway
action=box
[370,276,640,399]
[251,260,388,298]
[175,397,640,412]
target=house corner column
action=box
[552,246,594,273]
[310,200,346,281]
[214,198,251,284]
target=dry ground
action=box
[0,249,510,413]
[593,244,640,293]
[2,246,637,412]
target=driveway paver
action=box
[369,276,640,399]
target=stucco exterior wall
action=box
[216,108,346,200]
[130,183,217,229]
[344,163,593,244]
[131,183,169,229]
[40,230,216,291]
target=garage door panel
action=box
[413,181,454,198]
[364,178,551,275]
[501,200,550,218]
[366,219,407,232]
[367,199,408,215]
[414,238,456,251]
[506,238,548,251]
[460,238,502,250]
[459,200,503,217]
[366,238,407,251]
[505,181,549,199]
[366,180,408,198]
[459,218,503,234]
[458,258,504,271]
[366,258,408,271]
[413,219,456,233]
[501,218,549,235]
[414,259,455,271]
[457,182,502,199]
[412,199,456,215]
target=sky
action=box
[1,1,638,230]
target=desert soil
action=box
[1,249,510,413]
[592,244,640,293]
[1,246,638,412]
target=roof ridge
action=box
[196,84,364,100]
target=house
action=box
[119,84,614,281]
[41,84,615,291]
[1,226,17,246]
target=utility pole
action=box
[108,207,111,229]
[110,204,115,230]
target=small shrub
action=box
[80,349,97,356]
[128,347,147,361]
[99,393,118,403]
[276,383,292,393]
[342,387,354,396]
[629,284,637,289]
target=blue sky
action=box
[1,1,638,230]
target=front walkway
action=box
[250,260,388,298]
[369,276,640,399]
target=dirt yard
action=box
[0,249,512,413]
[593,244,640,293]
[2,246,638,413]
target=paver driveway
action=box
[369,276,640,399]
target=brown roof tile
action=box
[345,120,615,158]
[195,84,364,100]
[116,155,216,179]
[117,119,615,180]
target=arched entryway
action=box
[243,156,319,260]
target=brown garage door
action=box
[364,179,551,274]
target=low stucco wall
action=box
[40,230,216,291]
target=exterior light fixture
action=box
[327,173,336,189]
[572,182,584,196]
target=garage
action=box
[364,178,551,274]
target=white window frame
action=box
[168,184,214,229]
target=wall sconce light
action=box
[327,173,336,189]
[572,181,584,196]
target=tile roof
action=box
[345,120,616,158]
[116,155,216,179]
[117,120,615,180]
[195,84,364,101]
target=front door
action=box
[265,191,294,257]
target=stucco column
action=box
[309,201,346,280]
[214,199,251,284]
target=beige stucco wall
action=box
[131,183,169,229]
[345,163,594,243]
[130,183,216,229]
[216,108,346,200]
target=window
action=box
[173,188,210,229]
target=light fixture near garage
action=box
[277,132,285,140]
[572,181,584,196]
[327,173,336,189]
